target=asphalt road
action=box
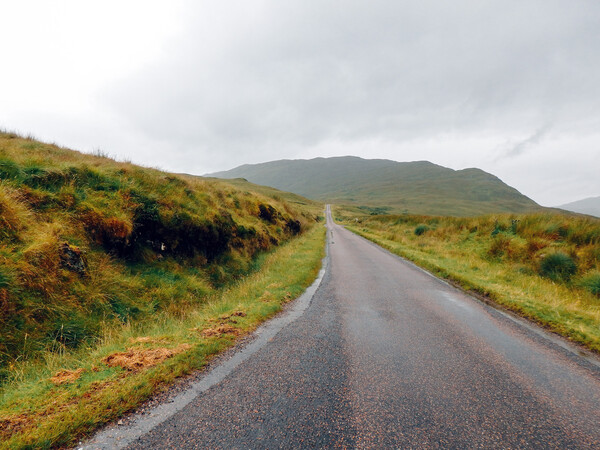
[93,205,600,448]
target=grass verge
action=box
[0,223,325,449]
[337,210,600,354]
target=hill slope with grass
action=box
[0,131,320,373]
[559,196,600,218]
[208,156,543,216]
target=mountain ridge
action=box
[208,156,542,216]
[558,196,600,218]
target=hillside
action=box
[208,156,542,216]
[559,196,600,218]
[0,131,319,370]
[193,176,322,215]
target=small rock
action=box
[59,242,88,276]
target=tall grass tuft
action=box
[414,224,429,236]
[539,252,577,282]
[579,272,600,297]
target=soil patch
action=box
[50,368,85,385]
[200,325,240,337]
[0,414,30,437]
[214,310,247,322]
[102,345,191,372]
[129,336,171,344]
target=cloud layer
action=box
[2,1,599,205]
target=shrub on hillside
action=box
[488,235,512,258]
[0,188,29,240]
[0,158,21,180]
[285,218,302,235]
[491,222,506,236]
[0,267,14,297]
[49,317,97,349]
[526,238,548,258]
[487,234,527,261]
[258,203,278,223]
[539,252,577,282]
[579,272,600,297]
[414,225,429,236]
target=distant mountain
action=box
[208,156,543,216]
[558,196,600,218]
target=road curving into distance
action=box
[85,205,600,449]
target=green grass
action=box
[335,207,600,353]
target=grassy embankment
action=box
[336,208,600,352]
[0,131,325,448]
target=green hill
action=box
[208,156,542,216]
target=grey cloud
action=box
[497,125,552,160]
[96,0,600,204]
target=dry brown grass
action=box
[199,325,240,338]
[102,345,192,371]
[50,368,85,385]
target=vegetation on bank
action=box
[0,131,325,447]
[0,131,319,369]
[336,209,600,353]
[0,224,325,449]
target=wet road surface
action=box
[89,205,600,448]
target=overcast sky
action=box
[1,1,599,206]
